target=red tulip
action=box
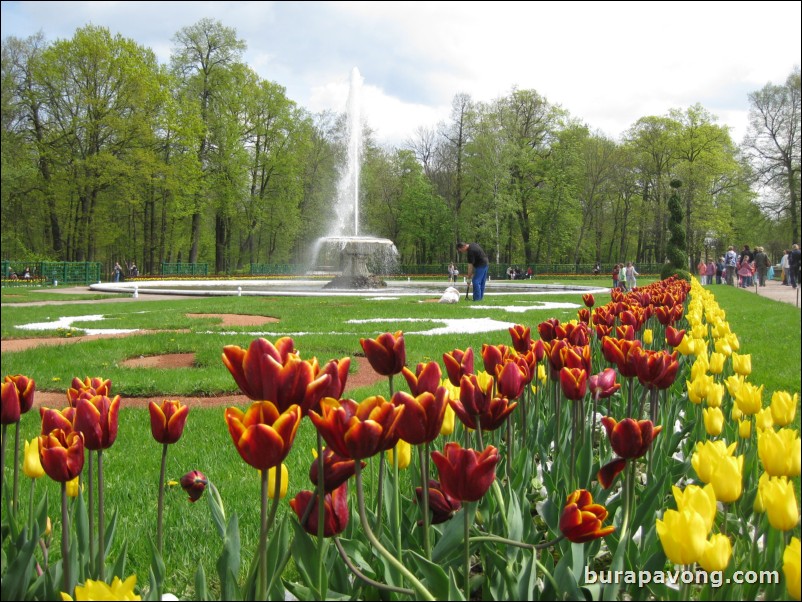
[2,374,36,424]
[496,359,528,400]
[443,347,474,387]
[309,396,403,460]
[431,442,499,502]
[225,401,302,470]
[537,318,561,343]
[597,457,628,489]
[582,293,595,308]
[559,489,615,543]
[359,331,406,376]
[577,308,591,324]
[588,368,620,399]
[633,348,679,390]
[665,326,686,347]
[393,388,448,445]
[559,367,588,401]
[67,376,111,407]
[290,481,349,537]
[415,479,462,524]
[148,400,190,444]
[40,406,76,435]
[179,470,208,502]
[481,344,509,378]
[401,362,442,396]
[309,448,364,492]
[509,324,532,353]
[38,429,84,482]
[615,325,635,340]
[601,417,662,459]
[601,337,641,378]
[72,395,120,450]
[308,357,351,409]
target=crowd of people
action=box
[700,243,801,289]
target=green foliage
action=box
[666,179,687,269]
[659,264,692,281]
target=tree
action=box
[666,179,687,269]
[744,67,801,243]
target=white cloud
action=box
[2,0,799,147]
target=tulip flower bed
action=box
[1,277,801,601]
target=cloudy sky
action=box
[2,1,800,147]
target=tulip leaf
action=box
[506,491,524,555]
[539,498,559,534]
[194,563,209,601]
[517,548,539,601]
[432,510,467,563]
[216,513,241,601]
[553,549,583,601]
[207,485,227,540]
[74,490,90,562]
[409,550,454,600]
[1,525,38,601]
[110,539,129,586]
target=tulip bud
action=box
[259,464,288,499]
[698,533,732,572]
[66,475,80,498]
[762,476,800,532]
[702,408,724,437]
[180,470,208,502]
[770,391,798,427]
[386,439,411,469]
[738,419,752,439]
[23,438,45,479]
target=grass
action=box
[2,280,800,596]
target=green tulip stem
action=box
[156,442,168,554]
[392,445,401,561]
[61,481,72,595]
[626,378,634,418]
[374,453,385,533]
[354,462,435,601]
[333,536,414,596]
[96,450,105,579]
[0,424,7,515]
[570,400,577,490]
[87,451,95,577]
[28,478,36,534]
[13,420,21,512]
[258,468,269,600]
[468,533,565,551]
[316,433,326,598]
[463,501,472,598]
[418,444,431,559]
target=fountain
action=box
[313,67,399,289]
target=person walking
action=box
[448,262,458,283]
[706,259,716,285]
[753,247,770,287]
[715,257,725,285]
[113,262,123,282]
[697,259,707,284]
[724,246,738,285]
[780,250,790,285]
[625,261,639,290]
[789,244,801,289]
[457,241,489,301]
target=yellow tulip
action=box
[762,477,800,532]
[65,476,81,498]
[691,440,736,484]
[686,376,712,405]
[691,356,709,381]
[537,364,547,385]
[642,329,653,345]
[770,391,798,427]
[386,440,411,469]
[783,537,801,601]
[259,464,288,499]
[732,353,752,376]
[656,509,707,565]
[724,374,744,398]
[711,320,732,339]
[692,337,707,357]
[706,383,725,408]
[23,438,45,479]
[708,454,743,502]
[672,484,717,533]
[698,533,732,572]
[676,334,696,356]
[755,407,774,432]
[726,333,740,352]
[738,419,752,439]
[476,370,494,392]
[734,382,763,416]
[707,352,726,375]
[440,403,455,436]
[714,337,733,357]
[758,428,802,477]
[731,404,743,422]
[754,472,770,513]
[691,323,709,341]
[61,575,140,601]
[703,407,724,437]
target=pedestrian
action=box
[456,241,489,301]
[753,247,770,287]
[612,264,620,290]
[780,250,790,285]
[706,259,716,285]
[448,262,458,283]
[130,263,139,278]
[737,256,753,288]
[789,244,801,289]
[697,259,707,285]
[625,261,639,290]
[724,246,738,285]
[113,262,123,282]
[715,257,725,285]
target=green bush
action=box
[659,264,692,281]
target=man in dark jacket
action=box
[753,247,770,287]
[790,244,801,289]
[457,241,489,301]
